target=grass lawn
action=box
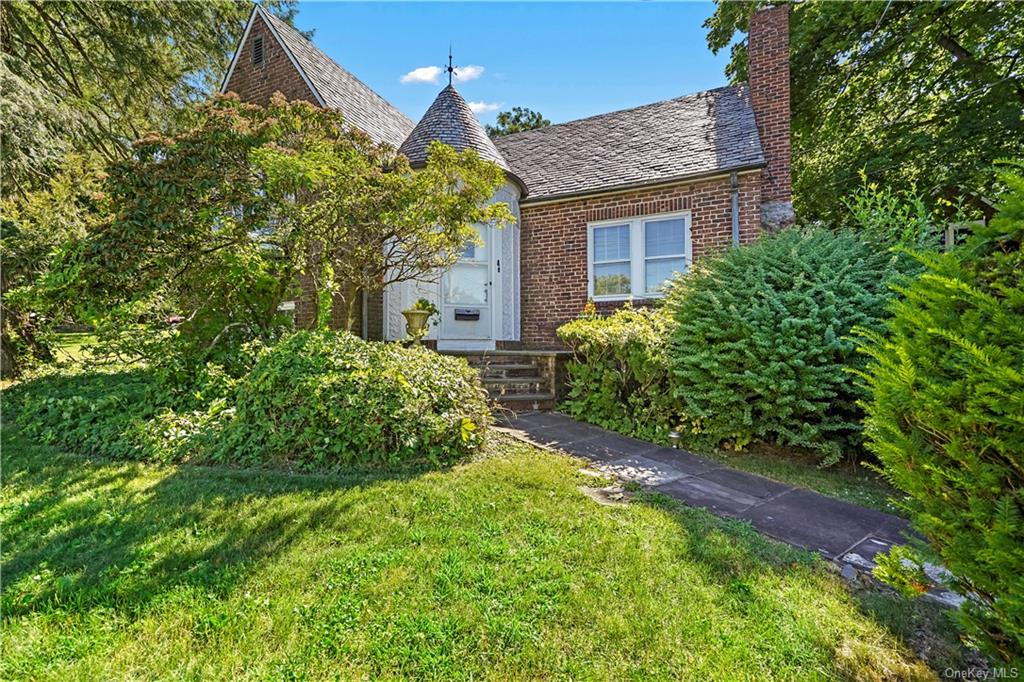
[2,427,968,681]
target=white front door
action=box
[439,224,494,347]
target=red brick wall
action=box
[519,172,762,348]
[748,5,792,205]
[223,14,317,105]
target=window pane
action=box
[594,262,631,296]
[593,224,630,262]
[645,218,685,258]
[446,263,488,304]
[645,257,686,293]
[461,225,486,261]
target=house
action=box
[221,4,793,352]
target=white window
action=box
[587,212,691,300]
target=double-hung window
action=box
[588,212,691,300]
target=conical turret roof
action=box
[399,85,516,179]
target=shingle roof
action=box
[258,8,415,149]
[493,85,765,202]
[398,85,514,175]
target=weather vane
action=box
[446,44,455,86]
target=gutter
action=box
[518,164,763,208]
[730,171,740,246]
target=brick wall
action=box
[519,172,762,348]
[748,4,792,208]
[223,14,317,105]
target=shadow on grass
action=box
[1,425,443,621]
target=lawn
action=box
[2,427,959,681]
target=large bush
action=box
[216,331,490,468]
[860,167,1024,662]
[9,332,491,469]
[667,228,900,462]
[557,304,677,442]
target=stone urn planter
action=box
[401,309,431,343]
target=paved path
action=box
[497,411,910,569]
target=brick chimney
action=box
[748,4,794,229]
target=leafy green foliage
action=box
[63,95,510,375]
[8,331,490,470]
[217,332,490,468]
[667,228,899,462]
[484,107,550,137]
[859,164,1024,662]
[557,304,678,443]
[1,155,106,376]
[705,1,1024,222]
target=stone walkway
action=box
[497,411,910,569]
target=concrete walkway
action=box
[497,411,910,569]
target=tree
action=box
[0,155,105,376]
[68,95,512,372]
[485,107,550,137]
[0,0,297,196]
[705,1,1024,222]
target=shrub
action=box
[9,331,490,470]
[667,228,900,462]
[859,165,1024,662]
[557,304,677,442]
[216,331,490,468]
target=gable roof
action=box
[223,6,415,149]
[398,85,524,190]
[493,85,765,203]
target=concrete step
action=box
[477,363,542,379]
[492,392,557,412]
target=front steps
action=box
[443,350,570,411]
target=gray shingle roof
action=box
[399,85,514,175]
[493,85,765,202]
[259,9,414,149]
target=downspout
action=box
[730,172,740,247]
[361,289,369,340]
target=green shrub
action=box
[216,331,490,468]
[556,304,677,442]
[859,166,1024,662]
[6,365,186,462]
[9,332,490,470]
[667,228,900,462]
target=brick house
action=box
[222,4,793,351]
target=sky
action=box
[292,2,733,127]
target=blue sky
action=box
[292,2,733,127]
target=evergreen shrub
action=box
[667,228,899,462]
[860,166,1024,662]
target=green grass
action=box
[2,428,959,681]
[696,443,905,516]
[50,332,96,364]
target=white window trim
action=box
[587,210,692,302]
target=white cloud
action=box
[467,101,501,115]
[401,65,442,84]
[453,65,485,83]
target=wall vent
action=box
[252,36,265,67]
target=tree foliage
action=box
[705,0,1024,221]
[64,95,511,373]
[485,107,551,137]
[859,163,1024,662]
[0,0,297,195]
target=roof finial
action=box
[446,44,455,86]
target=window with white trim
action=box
[587,212,691,300]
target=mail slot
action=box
[454,308,480,321]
